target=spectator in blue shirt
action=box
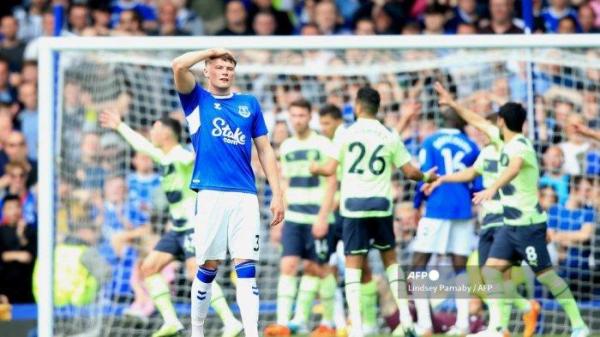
[548,176,596,298]
[446,0,479,34]
[540,145,569,205]
[98,175,148,297]
[16,82,36,161]
[314,0,350,35]
[101,175,149,256]
[541,0,579,33]
[127,151,161,228]
[110,0,157,32]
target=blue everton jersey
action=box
[419,128,479,219]
[178,84,268,194]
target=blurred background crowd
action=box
[0,0,598,333]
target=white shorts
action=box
[412,217,475,256]
[194,190,261,264]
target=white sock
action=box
[334,287,347,329]
[414,270,432,331]
[386,264,413,328]
[276,274,298,325]
[454,271,470,331]
[235,261,259,337]
[191,267,217,337]
[345,268,363,337]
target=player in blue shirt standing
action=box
[172,48,284,337]
[412,108,479,336]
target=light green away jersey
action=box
[280,131,334,225]
[484,125,547,226]
[329,118,411,218]
[333,124,346,206]
[118,123,196,231]
[473,144,503,229]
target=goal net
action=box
[38,36,600,337]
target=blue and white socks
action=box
[191,267,217,337]
[235,261,260,337]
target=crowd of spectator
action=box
[0,1,598,332]
[0,0,599,46]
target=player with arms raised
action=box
[99,111,243,337]
[312,87,437,337]
[421,111,540,337]
[172,48,284,337]
[434,82,589,337]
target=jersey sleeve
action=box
[392,131,412,168]
[278,140,290,177]
[177,83,203,116]
[503,138,529,161]
[481,124,503,149]
[473,151,485,175]
[316,136,335,162]
[471,175,484,193]
[413,185,425,209]
[176,148,195,166]
[117,123,165,164]
[417,139,434,171]
[465,141,480,166]
[251,97,269,138]
[325,129,344,162]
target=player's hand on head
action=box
[210,48,234,58]
[99,108,121,130]
[269,196,285,227]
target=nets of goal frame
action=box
[49,47,600,337]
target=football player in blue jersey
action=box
[172,48,284,337]
[412,107,480,336]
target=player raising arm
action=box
[434,82,589,337]
[172,48,284,337]
[100,109,243,337]
[312,87,436,337]
[422,115,540,337]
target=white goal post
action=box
[38,34,600,337]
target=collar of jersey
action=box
[212,93,234,99]
[357,117,379,123]
[439,128,461,134]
